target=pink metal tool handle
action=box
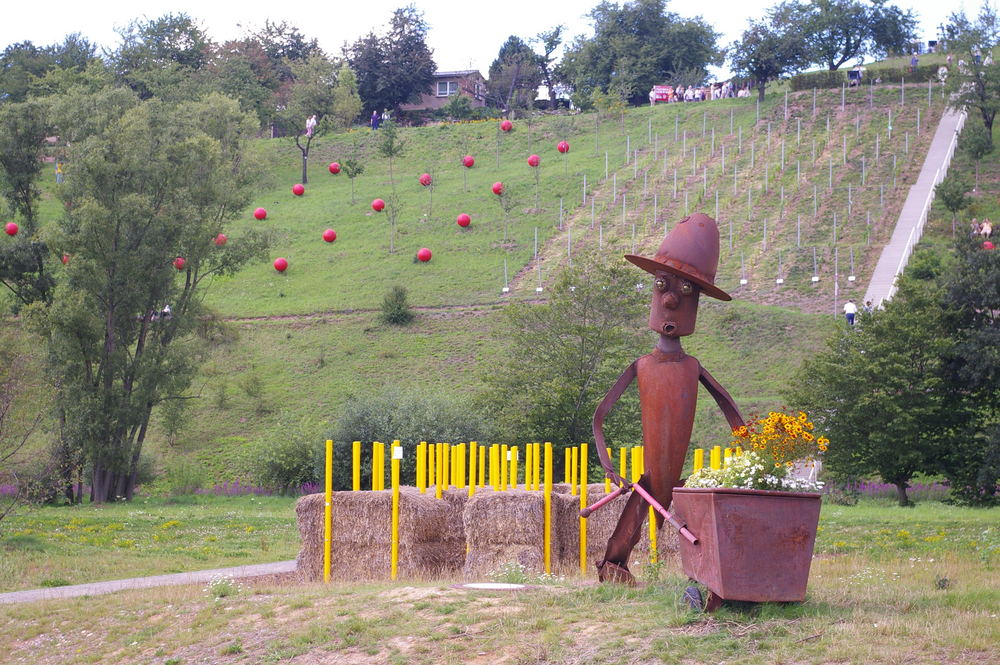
[630,483,699,545]
[578,486,626,518]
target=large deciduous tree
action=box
[534,26,565,110]
[487,36,543,114]
[28,92,268,503]
[787,256,972,506]
[479,256,647,469]
[729,14,808,102]
[344,6,436,116]
[945,2,1000,148]
[110,13,214,99]
[781,0,917,71]
[559,0,720,106]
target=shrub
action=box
[161,457,209,496]
[380,285,414,325]
[249,417,322,494]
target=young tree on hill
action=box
[559,0,720,106]
[480,255,647,471]
[729,13,808,102]
[344,6,436,116]
[27,93,268,503]
[935,174,972,236]
[0,100,56,308]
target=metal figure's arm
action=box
[699,365,745,432]
[592,361,637,488]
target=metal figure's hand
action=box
[606,471,630,489]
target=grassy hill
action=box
[3,81,953,485]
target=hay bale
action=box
[462,488,548,577]
[295,487,464,582]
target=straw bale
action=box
[295,487,465,582]
[462,488,548,576]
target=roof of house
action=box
[434,70,482,78]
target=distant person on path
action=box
[370,110,380,131]
[862,300,874,315]
[305,114,317,137]
[910,53,919,72]
[844,300,858,326]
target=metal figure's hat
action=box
[625,213,731,301]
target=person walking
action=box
[844,300,858,326]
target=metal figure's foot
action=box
[683,586,703,611]
[596,560,637,586]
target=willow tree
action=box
[29,92,268,502]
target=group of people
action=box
[843,299,874,326]
[970,218,993,239]
[649,80,749,105]
[370,110,390,130]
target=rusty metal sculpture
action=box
[592,213,744,585]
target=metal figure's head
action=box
[625,213,729,337]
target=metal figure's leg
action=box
[596,476,654,584]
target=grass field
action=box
[1,497,996,664]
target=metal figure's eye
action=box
[654,277,667,291]
[679,281,693,296]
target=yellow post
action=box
[534,443,542,490]
[735,446,743,456]
[443,443,451,490]
[416,442,426,493]
[693,448,705,472]
[390,443,401,580]
[489,444,499,489]
[427,441,435,488]
[500,444,509,491]
[435,443,444,499]
[710,445,722,470]
[456,443,466,489]
[510,446,519,489]
[630,446,641,483]
[478,444,486,488]
[524,444,533,490]
[371,441,380,491]
[619,447,627,484]
[570,446,578,496]
[605,447,612,493]
[468,442,477,497]
[352,441,361,491]
[544,442,553,574]
[323,439,332,584]
[564,448,572,484]
[579,443,588,575]
[643,447,657,564]
[724,447,733,467]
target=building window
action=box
[437,81,458,97]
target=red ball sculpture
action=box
[274,257,288,272]
[328,162,341,174]
[456,213,471,227]
[985,241,995,250]
[292,184,305,196]
[462,155,475,168]
[492,182,504,195]
[323,228,337,242]
[557,140,570,154]
[4,222,18,236]
[61,254,70,265]
[173,256,186,271]
[500,120,513,132]
[419,173,432,186]
[527,154,540,167]
[214,233,227,246]
[372,198,386,212]
[416,247,432,262]
[253,207,267,220]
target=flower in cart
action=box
[684,410,828,491]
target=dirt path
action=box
[0,560,297,605]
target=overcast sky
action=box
[0,1,973,79]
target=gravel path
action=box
[0,560,297,605]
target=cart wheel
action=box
[683,586,703,611]
[703,591,723,612]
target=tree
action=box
[534,26,565,110]
[782,0,918,71]
[0,41,55,103]
[28,93,268,503]
[110,13,214,99]
[935,174,971,236]
[344,6,436,116]
[559,0,720,106]
[0,100,55,308]
[0,347,43,530]
[480,256,648,469]
[960,113,994,188]
[787,263,971,506]
[729,14,808,102]
[487,36,543,114]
